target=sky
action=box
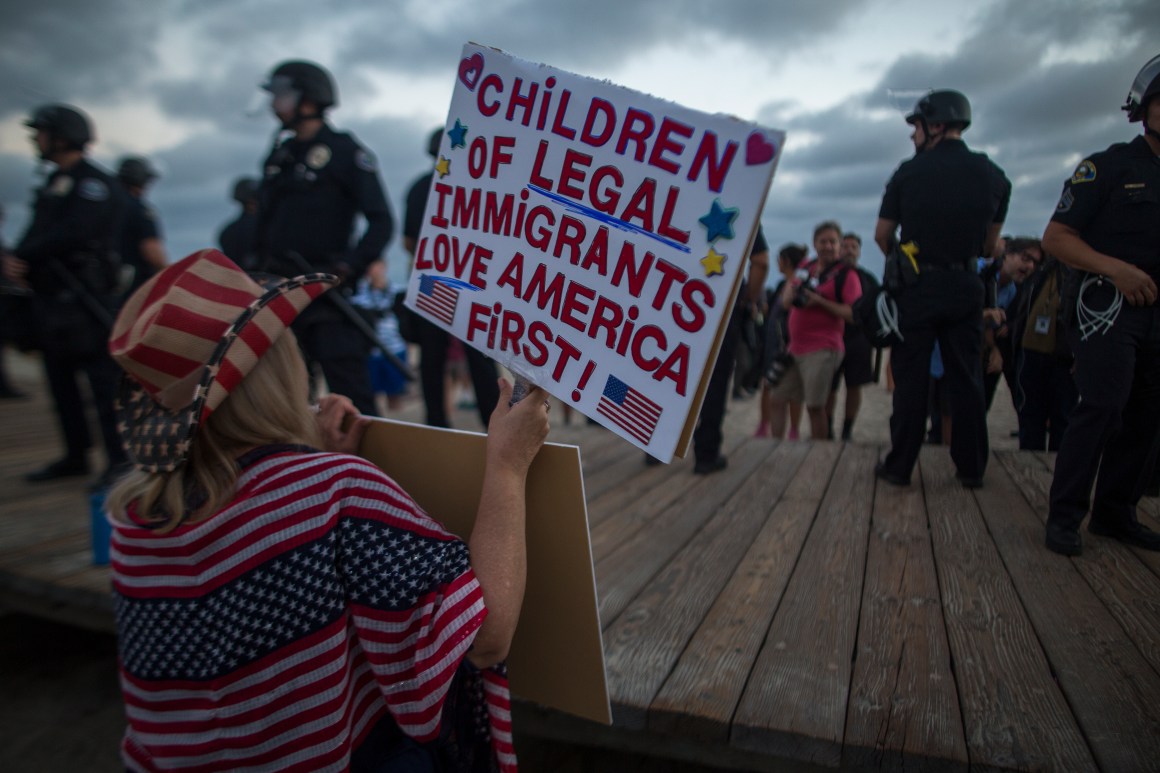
[1,0,1155,281]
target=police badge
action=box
[306,144,331,170]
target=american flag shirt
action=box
[111,448,516,772]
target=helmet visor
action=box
[249,74,300,119]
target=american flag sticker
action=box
[415,274,459,326]
[598,374,662,445]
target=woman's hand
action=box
[485,379,551,478]
[314,394,371,455]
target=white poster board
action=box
[407,43,784,460]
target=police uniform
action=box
[217,209,258,271]
[876,139,1011,484]
[257,123,393,415]
[15,158,128,474]
[692,226,769,471]
[118,191,162,295]
[402,170,499,429]
[1047,136,1160,543]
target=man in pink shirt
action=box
[768,220,862,439]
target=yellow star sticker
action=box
[435,155,451,178]
[700,247,727,277]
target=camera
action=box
[764,351,794,386]
[792,268,818,308]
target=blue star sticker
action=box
[699,199,739,243]
[447,119,468,149]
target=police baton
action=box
[282,252,415,382]
[47,258,116,329]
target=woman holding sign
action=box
[104,249,548,772]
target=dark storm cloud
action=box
[336,0,870,76]
[3,0,1152,279]
[747,0,1156,273]
[0,1,163,116]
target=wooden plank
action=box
[1029,450,1160,537]
[595,438,772,627]
[588,461,698,559]
[923,448,1099,771]
[649,441,837,742]
[998,450,1160,584]
[560,422,634,477]
[582,440,660,507]
[731,443,876,767]
[842,454,967,772]
[997,451,1160,693]
[588,428,757,539]
[514,702,792,773]
[601,441,804,729]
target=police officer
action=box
[1043,54,1160,556]
[690,226,769,473]
[217,177,260,270]
[0,104,128,485]
[403,127,500,429]
[873,90,1011,488]
[116,156,167,295]
[256,60,394,416]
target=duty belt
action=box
[921,259,975,273]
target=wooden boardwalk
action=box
[3,354,1160,771]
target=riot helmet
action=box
[906,90,972,130]
[232,177,259,204]
[1123,53,1160,123]
[263,60,337,111]
[24,104,93,149]
[117,156,158,188]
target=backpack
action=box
[1020,257,1071,360]
[842,266,885,347]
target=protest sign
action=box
[360,418,610,725]
[406,42,784,460]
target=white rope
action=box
[876,292,904,343]
[1076,274,1122,341]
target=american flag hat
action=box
[108,248,337,472]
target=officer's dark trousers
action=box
[880,270,988,481]
[1048,300,1160,533]
[1015,349,1077,452]
[693,312,740,465]
[42,346,124,467]
[415,316,499,429]
[295,314,378,417]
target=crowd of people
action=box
[718,58,1160,567]
[0,50,1158,771]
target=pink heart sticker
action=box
[458,53,484,91]
[745,131,776,165]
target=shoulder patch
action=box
[355,149,377,172]
[1070,160,1096,185]
[78,178,109,201]
[1055,188,1074,214]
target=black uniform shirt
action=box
[218,211,259,270]
[403,170,434,243]
[258,123,393,278]
[119,192,162,293]
[1050,135,1160,279]
[15,157,124,295]
[879,139,1011,266]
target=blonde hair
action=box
[108,333,321,532]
